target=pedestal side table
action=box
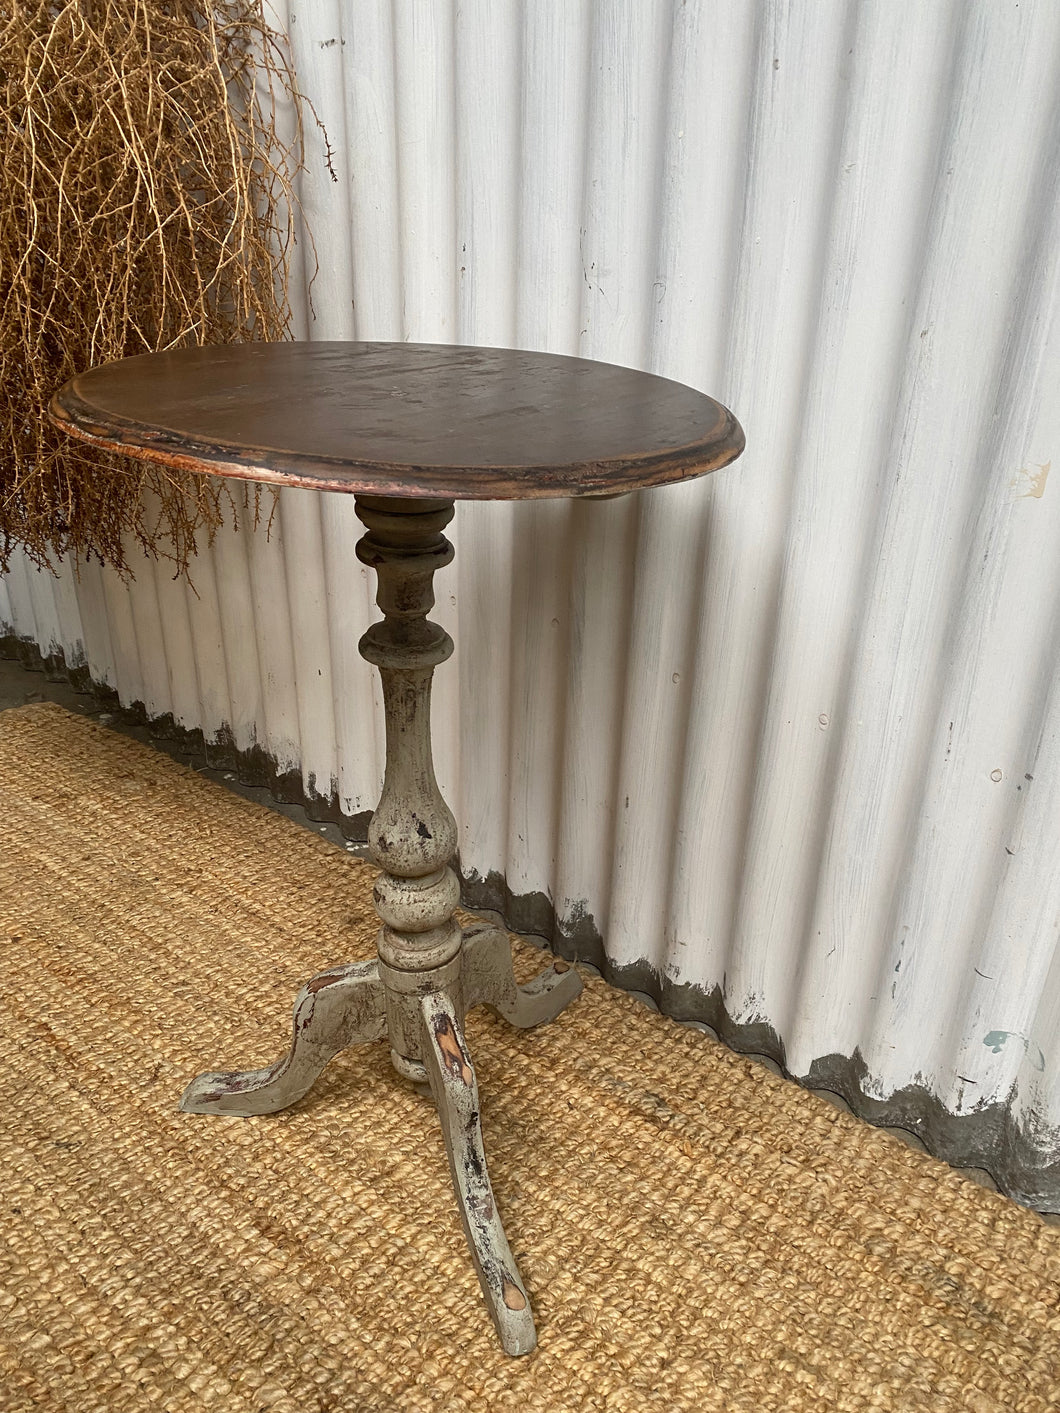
[50,341,744,1355]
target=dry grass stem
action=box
[1,0,312,577]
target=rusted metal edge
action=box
[5,632,1056,1214]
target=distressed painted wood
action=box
[354,495,465,1082]
[462,922,582,1027]
[421,987,537,1357]
[180,961,386,1117]
[48,341,744,500]
[160,487,583,1352]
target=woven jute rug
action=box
[1,702,1058,1412]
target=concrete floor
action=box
[2,653,1056,1225]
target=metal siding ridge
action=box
[206,497,266,756]
[244,499,302,781]
[320,493,385,819]
[452,0,520,885]
[3,552,44,654]
[72,559,117,691]
[120,538,171,720]
[47,557,87,671]
[0,575,13,637]
[98,557,144,711]
[181,529,233,749]
[814,1,1060,1100]
[778,1,962,1074]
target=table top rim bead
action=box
[48,339,745,501]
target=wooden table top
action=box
[49,341,744,500]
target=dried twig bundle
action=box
[0,0,309,576]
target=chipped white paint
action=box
[5,0,1060,1195]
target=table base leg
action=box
[180,931,580,1354]
[179,960,386,1117]
[462,922,583,1027]
[421,987,538,1356]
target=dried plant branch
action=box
[0,0,312,577]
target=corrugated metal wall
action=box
[4,0,1060,1207]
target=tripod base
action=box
[181,925,581,1356]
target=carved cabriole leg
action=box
[462,922,583,1027]
[179,961,385,1117]
[421,989,536,1357]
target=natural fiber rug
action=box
[1,703,1057,1413]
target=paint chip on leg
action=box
[502,1275,527,1311]
[433,1013,474,1085]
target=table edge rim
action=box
[47,389,746,499]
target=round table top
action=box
[49,341,744,500]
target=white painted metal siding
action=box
[5,0,1060,1203]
